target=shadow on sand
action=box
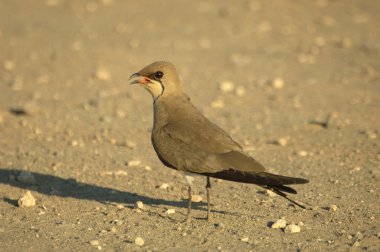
[0,168,237,216]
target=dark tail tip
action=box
[295,178,309,184]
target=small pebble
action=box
[271,78,284,89]
[271,219,287,229]
[298,150,308,157]
[135,237,145,246]
[274,137,288,146]
[10,102,40,116]
[314,36,326,47]
[191,195,203,202]
[113,170,128,176]
[365,130,377,140]
[284,224,301,233]
[17,171,36,184]
[134,201,144,209]
[211,98,225,108]
[126,160,141,167]
[159,183,169,189]
[265,190,277,197]
[166,209,176,214]
[235,86,246,97]
[241,237,249,242]
[329,204,338,212]
[355,231,364,240]
[352,240,360,247]
[95,68,111,81]
[3,60,15,71]
[219,81,235,93]
[89,240,100,246]
[116,204,125,209]
[125,140,136,149]
[18,191,36,207]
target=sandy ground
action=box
[0,0,379,251]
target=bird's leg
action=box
[206,176,212,221]
[186,185,192,222]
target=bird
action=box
[129,61,309,222]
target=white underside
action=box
[184,172,199,186]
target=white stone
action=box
[271,219,286,229]
[95,68,111,81]
[191,195,203,202]
[126,160,141,167]
[116,204,124,209]
[265,190,277,197]
[18,191,36,207]
[113,170,128,176]
[166,209,176,214]
[298,150,308,157]
[219,81,235,93]
[135,237,145,246]
[329,204,338,212]
[271,78,284,89]
[241,237,249,242]
[89,240,100,246]
[275,137,288,146]
[284,224,301,233]
[134,201,144,209]
[159,183,169,189]
[211,98,225,108]
[235,86,246,97]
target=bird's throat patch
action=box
[145,81,164,100]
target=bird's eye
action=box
[154,71,164,80]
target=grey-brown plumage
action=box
[130,61,309,221]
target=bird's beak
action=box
[129,73,150,85]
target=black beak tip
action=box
[129,73,140,80]
[129,73,140,85]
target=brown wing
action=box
[152,96,265,174]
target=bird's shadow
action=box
[0,168,235,216]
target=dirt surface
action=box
[1,0,379,251]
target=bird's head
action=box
[129,61,182,100]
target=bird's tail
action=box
[204,170,309,208]
[255,172,309,209]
